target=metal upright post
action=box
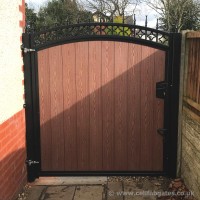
[22,32,40,182]
[167,33,182,178]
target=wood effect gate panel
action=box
[101,41,115,170]
[127,44,141,170]
[38,41,165,172]
[62,44,77,170]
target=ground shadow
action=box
[0,148,27,200]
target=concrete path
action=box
[18,176,170,200]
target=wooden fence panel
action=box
[186,38,200,104]
[184,34,200,122]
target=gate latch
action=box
[25,160,39,166]
[157,128,167,136]
[21,45,35,53]
[156,81,168,99]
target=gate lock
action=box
[156,81,168,99]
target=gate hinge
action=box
[25,160,39,166]
[156,81,168,99]
[21,45,35,53]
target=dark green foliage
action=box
[158,0,200,32]
[25,3,37,30]
[25,0,93,32]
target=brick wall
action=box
[0,110,26,200]
[0,0,27,199]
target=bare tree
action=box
[143,0,200,32]
[79,0,141,21]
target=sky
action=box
[26,0,158,28]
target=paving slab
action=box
[74,186,104,200]
[123,181,144,200]
[41,186,75,200]
[32,177,107,186]
[123,179,159,200]
[107,182,123,200]
[17,176,174,200]
[26,186,46,200]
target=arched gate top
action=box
[30,22,170,50]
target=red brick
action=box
[15,168,26,182]
[19,20,25,28]
[0,119,11,131]
[2,181,16,199]
[0,109,27,200]
[0,123,13,136]
[19,0,25,29]
[0,145,10,160]
[18,121,25,130]
[1,154,16,171]
[17,136,26,147]
[15,134,25,144]
[1,167,13,183]
[14,150,26,164]
[14,160,26,172]
[19,0,25,12]
[12,176,26,200]
[0,133,10,146]
[5,135,19,152]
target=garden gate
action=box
[22,21,181,181]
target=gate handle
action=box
[157,128,167,136]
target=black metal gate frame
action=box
[22,22,182,182]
